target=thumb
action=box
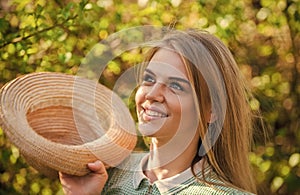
[87,160,106,174]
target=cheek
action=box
[135,87,145,106]
[179,100,198,133]
[180,97,198,121]
[171,99,182,117]
[172,96,195,114]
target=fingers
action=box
[87,160,106,175]
[59,160,105,177]
[58,161,108,195]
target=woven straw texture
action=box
[0,72,137,178]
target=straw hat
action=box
[0,72,137,178]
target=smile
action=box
[140,107,168,122]
[145,109,168,118]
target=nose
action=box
[145,82,165,102]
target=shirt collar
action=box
[132,153,149,189]
[132,154,207,194]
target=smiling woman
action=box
[59,29,259,195]
[136,48,198,141]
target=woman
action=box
[60,29,257,194]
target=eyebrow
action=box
[144,68,191,85]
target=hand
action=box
[59,160,108,195]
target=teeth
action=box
[145,110,167,118]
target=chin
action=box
[138,123,161,137]
[138,118,168,135]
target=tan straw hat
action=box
[0,72,137,178]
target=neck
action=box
[145,136,200,183]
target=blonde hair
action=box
[139,29,257,193]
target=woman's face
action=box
[135,48,198,144]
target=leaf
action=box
[0,18,10,33]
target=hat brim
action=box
[0,72,137,178]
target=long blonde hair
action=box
[140,29,257,193]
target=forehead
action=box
[147,48,188,78]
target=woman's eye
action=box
[142,74,155,84]
[169,82,184,91]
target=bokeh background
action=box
[0,0,299,194]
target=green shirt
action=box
[102,153,254,195]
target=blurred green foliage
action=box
[0,0,299,194]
